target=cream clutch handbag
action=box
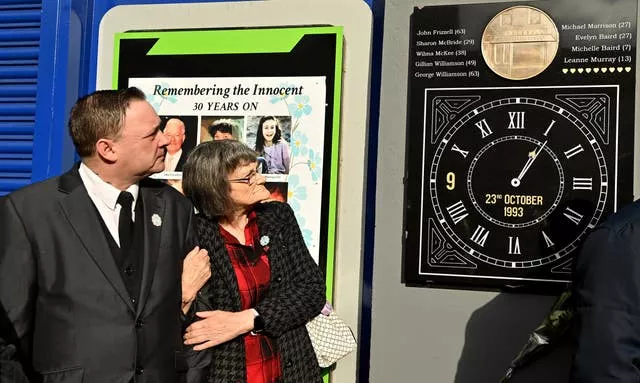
[305,302,357,368]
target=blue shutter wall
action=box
[0,0,40,196]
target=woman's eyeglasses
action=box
[228,169,261,185]
[228,161,266,185]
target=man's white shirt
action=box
[164,149,183,172]
[78,162,138,247]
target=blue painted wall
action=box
[32,0,256,181]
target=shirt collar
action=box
[78,162,139,211]
[167,148,182,160]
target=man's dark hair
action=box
[68,87,147,157]
[208,120,235,138]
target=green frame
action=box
[112,26,343,303]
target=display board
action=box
[114,27,343,278]
[403,0,637,289]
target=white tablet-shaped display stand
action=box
[96,1,372,381]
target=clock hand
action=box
[511,158,533,187]
[511,140,548,187]
[516,155,535,180]
[519,140,547,179]
[519,142,546,178]
[511,153,535,187]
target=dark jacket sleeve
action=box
[0,338,29,383]
[179,200,212,383]
[184,199,198,256]
[0,196,36,361]
[182,287,213,383]
[180,200,199,325]
[0,299,29,383]
[571,226,640,382]
[183,278,214,383]
[255,203,326,338]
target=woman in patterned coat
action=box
[181,140,325,383]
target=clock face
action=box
[430,97,608,268]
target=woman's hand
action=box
[181,246,210,311]
[183,310,255,350]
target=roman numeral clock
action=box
[411,87,618,287]
[403,3,635,289]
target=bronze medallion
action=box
[481,6,559,80]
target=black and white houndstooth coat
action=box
[185,201,326,383]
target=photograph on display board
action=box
[246,115,292,175]
[112,26,343,278]
[132,76,327,248]
[201,116,244,142]
[154,115,197,180]
[403,0,637,290]
[265,182,288,203]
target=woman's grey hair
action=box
[182,140,258,218]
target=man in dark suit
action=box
[572,201,640,382]
[0,87,208,382]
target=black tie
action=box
[117,191,134,253]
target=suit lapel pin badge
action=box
[151,213,162,227]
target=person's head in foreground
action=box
[183,140,270,219]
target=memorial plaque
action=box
[403,0,637,290]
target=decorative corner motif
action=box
[430,95,481,144]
